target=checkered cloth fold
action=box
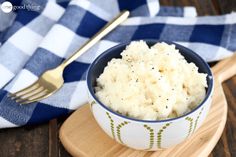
[0,0,235,128]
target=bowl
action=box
[86,40,214,150]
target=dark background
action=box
[0,0,235,157]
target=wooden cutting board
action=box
[59,54,236,157]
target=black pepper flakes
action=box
[166,106,168,109]
[152,67,155,70]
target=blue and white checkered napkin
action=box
[0,0,235,128]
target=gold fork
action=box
[9,11,130,104]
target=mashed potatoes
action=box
[95,41,207,120]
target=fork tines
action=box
[9,81,49,104]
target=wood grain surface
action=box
[0,0,235,157]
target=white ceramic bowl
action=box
[87,40,214,150]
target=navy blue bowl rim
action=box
[87,40,214,123]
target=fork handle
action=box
[60,10,130,68]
